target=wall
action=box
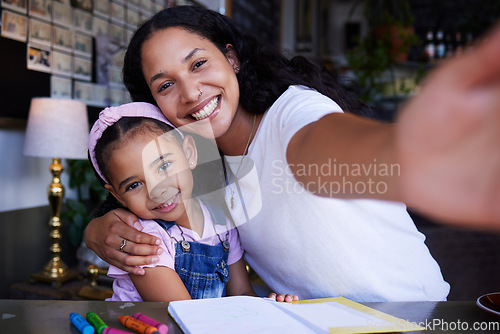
[0,125,80,298]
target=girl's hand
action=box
[267,292,299,303]
[84,208,162,275]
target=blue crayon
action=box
[70,312,95,334]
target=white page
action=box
[275,301,392,330]
[168,296,318,334]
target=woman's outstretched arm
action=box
[84,208,162,275]
[288,24,500,230]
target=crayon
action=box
[87,312,108,334]
[130,313,168,334]
[118,315,159,334]
[102,327,134,334]
[70,312,95,334]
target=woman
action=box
[85,6,500,301]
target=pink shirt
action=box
[107,202,244,301]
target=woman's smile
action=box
[191,95,220,120]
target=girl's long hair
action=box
[123,5,370,117]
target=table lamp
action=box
[23,97,89,285]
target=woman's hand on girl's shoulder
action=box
[267,292,299,303]
[84,208,162,275]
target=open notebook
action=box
[167,296,423,334]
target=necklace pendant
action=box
[222,241,230,252]
[180,240,191,252]
[230,196,234,209]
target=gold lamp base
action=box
[30,262,80,285]
[30,158,80,287]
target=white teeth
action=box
[192,96,219,120]
[156,193,176,209]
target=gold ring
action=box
[119,239,126,252]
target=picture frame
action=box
[126,8,140,28]
[52,50,73,76]
[93,0,110,17]
[110,2,125,24]
[93,15,109,35]
[73,56,92,81]
[27,44,52,73]
[1,0,28,14]
[52,2,73,27]
[29,18,52,46]
[74,32,93,56]
[1,10,28,42]
[29,0,52,21]
[73,80,94,103]
[109,23,124,44]
[53,26,73,52]
[74,9,93,33]
[51,75,73,98]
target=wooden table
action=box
[0,299,499,333]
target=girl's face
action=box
[105,131,197,225]
[141,27,241,140]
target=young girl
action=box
[89,102,297,302]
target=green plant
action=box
[346,0,419,103]
[62,159,107,247]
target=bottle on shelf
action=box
[436,29,445,59]
[424,30,435,62]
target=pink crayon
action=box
[102,327,134,334]
[130,313,168,334]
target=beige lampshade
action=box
[23,98,89,160]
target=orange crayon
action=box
[118,315,159,334]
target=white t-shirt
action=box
[107,202,244,301]
[225,85,450,302]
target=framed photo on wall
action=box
[1,0,28,14]
[111,2,126,24]
[52,2,73,27]
[93,15,109,35]
[93,0,110,17]
[126,8,140,28]
[73,80,93,103]
[74,32,93,56]
[73,56,92,81]
[27,44,52,73]
[1,10,28,42]
[52,50,73,76]
[51,75,72,98]
[110,23,124,44]
[29,18,52,46]
[53,26,73,52]
[29,0,52,21]
[74,9,93,33]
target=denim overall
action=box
[155,203,230,299]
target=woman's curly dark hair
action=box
[123,5,370,117]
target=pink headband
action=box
[88,102,183,183]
